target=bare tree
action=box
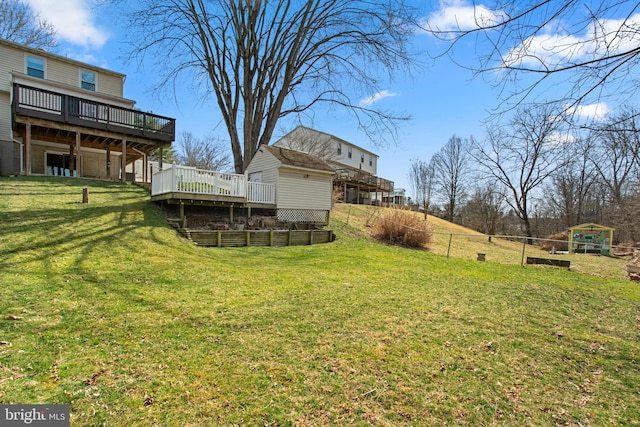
[120,0,419,173]
[408,157,435,219]
[459,184,506,236]
[471,104,569,241]
[0,0,56,48]
[588,109,640,241]
[424,1,640,111]
[176,131,232,172]
[546,137,596,228]
[431,135,471,222]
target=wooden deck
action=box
[151,165,276,208]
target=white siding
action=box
[277,169,332,211]
[245,149,279,185]
[332,142,377,175]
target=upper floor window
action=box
[369,156,373,166]
[348,147,352,159]
[360,153,365,163]
[27,55,45,78]
[337,142,342,155]
[81,70,96,91]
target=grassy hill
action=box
[1,177,638,426]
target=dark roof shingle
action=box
[261,145,335,172]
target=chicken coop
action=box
[568,223,614,255]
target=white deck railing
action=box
[151,165,275,204]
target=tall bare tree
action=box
[120,0,419,173]
[589,108,640,241]
[432,135,470,222]
[471,104,569,240]
[408,157,435,219]
[546,137,596,228]
[0,0,56,48]
[424,1,640,111]
[459,184,506,236]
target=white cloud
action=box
[425,1,640,73]
[25,0,109,49]
[503,13,640,70]
[565,102,611,121]
[546,131,576,147]
[359,90,398,107]
[423,0,506,35]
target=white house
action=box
[273,126,393,204]
[246,145,335,224]
[0,38,175,179]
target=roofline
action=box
[568,223,615,231]
[0,38,126,79]
[287,125,380,158]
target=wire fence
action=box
[332,203,638,279]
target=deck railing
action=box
[12,83,175,142]
[334,168,394,192]
[152,165,275,204]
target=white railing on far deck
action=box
[151,165,275,204]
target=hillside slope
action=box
[330,203,630,280]
[0,177,638,426]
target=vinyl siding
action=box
[277,169,332,211]
[0,44,23,92]
[0,92,11,141]
[0,40,126,100]
[332,143,377,175]
[245,149,279,185]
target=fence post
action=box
[389,221,393,243]
[447,233,453,257]
[521,237,527,266]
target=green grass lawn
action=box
[1,177,639,426]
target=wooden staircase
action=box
[166,217,191,241]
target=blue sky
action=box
[22,0,636,197]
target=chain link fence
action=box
[332,203,638,280]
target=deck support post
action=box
[106,147,111,179]
[24,122,31,175]
[143,153,148,183]
[75,131,81,177]
[180,201,185,229]
[229,205,234,224]
[121,139,127,182]
[69,144,75,177]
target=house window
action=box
[361,153,365,163]
[27,55,45,78]
[348,147,352,159]
[81,70,96,91]
[337,142,342,155]
[369,156,373,166]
